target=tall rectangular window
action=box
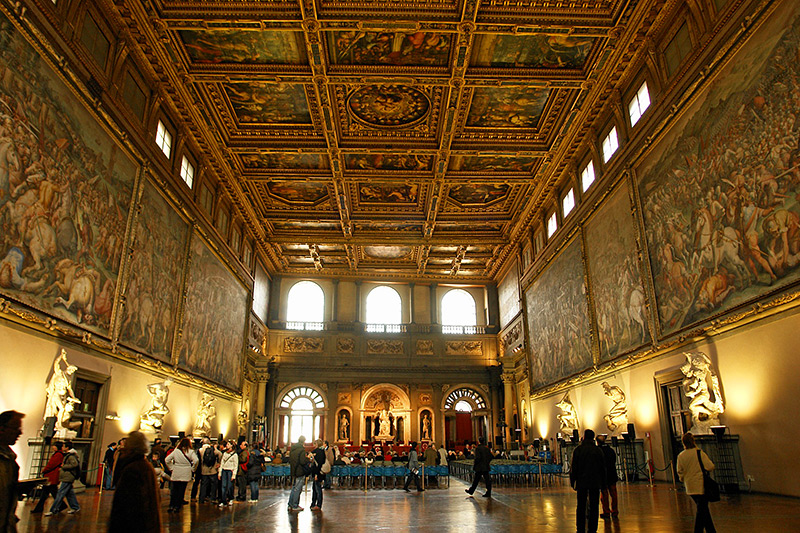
[665,22,691,78]
[155,120,172,159]
[562,188,575,217]
[180,156,195,188]
[628,81,651,126]
[581,160,595,192]
[79,14,110,69]
[547,212,558,238]
[602,126,619,163]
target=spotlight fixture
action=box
[711,425,727,441]
[611,435,619,446]
[621,432,631,443]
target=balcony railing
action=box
[286,321,324,331]
[442,325,485,335]
[365,323,406,333]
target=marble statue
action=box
[237,410,248,437]
[44,349,80,436]
[339,412,350,441]
[556,392,579,435]
[378,409,391,437]
[195,393,216,436]
[602,382,629,433]
[681,351,725,434]
[140,379,172,434]
[421,413,432,440]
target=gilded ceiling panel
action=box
[353,221,423,233]
[362,245,415,260]
[178,29,308,65]
[272,221,342,232]
[223,82,311,124]
[238,153,329,172]
[447,184,510,206]
[357,182,420,204]
[448,155,537,173]
[266,181,330,205]
[343,153,434,172]
[466,87,550,128]
[326,31,453,67]
[470,34,597,69]
[348,85,430,127]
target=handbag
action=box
[321,459,332,474]
[697,450,720,502]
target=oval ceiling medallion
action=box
[347,85,430,128]
[364,245,413,259]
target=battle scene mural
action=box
[636,1,800,335]
[267,182,329,204]
[327,31,451,66]
[118,180,189,361]
[344,153,433,171]
[585,184,650,361]
[223,82,311,124]
[467,87,550,128]
[359,183,419,203]
[526,237,593,390]
[0,14,136,335]
[239,153,327,171]
[471,34,596,69]
[448,155,538,172]
[177,234,248,390]
[448,184,509,205]
[179,29,307,65]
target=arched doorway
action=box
[442,387,489,447]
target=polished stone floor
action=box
[15,478,800,532]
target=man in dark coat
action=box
[0,411,24,532]
[570,429,606,533]
[596,434,619,519]
[465,436,492,498]
[287,436,309,511]
[102,442,116,490]
[108,431,161,533]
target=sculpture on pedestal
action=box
[44,349,81,437]
[556,392,579,434]
[602,382,629,433]
[140,379,172,434]
[421,412,432,441]
[338,411,350,441]
[194,393,216,436]
[681,351,725,434]
[378,409,391,437]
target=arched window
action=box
[279,386,325,444]
[365,286,402,333]
[286,281,324,330]
[444,388,487,411]
[441,289,478,334]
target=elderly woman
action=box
[165,437,198,513]
[676,432,717,533]
[108,431,160,533]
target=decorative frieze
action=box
[445,340,482,355]
[416,339,434,355]
[367,339,403,355]
[284,336,324,353]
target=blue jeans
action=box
[288,476,305,509]
[220,470,234,504]
[50,481,79,513]
[249,479,259,500]
[311,476,323,508]
[103,464,113,490]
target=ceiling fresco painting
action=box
[354,222,424,233]
[448,184,510,205]
[267,182,330,204]
[466,87,550,128]
[272,221,342,231]
[448,155,538,173]
[347,85,431,127]
[359,183,419,204]
[471,34,597,69]
[363,245,414,259]
[223,82,311,124]
[239,153,328,171]
[327,31,452,66]
[179,30,307,65]
[344,154,434,171]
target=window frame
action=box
[601,125,619,163]
[365,285,403,332]
[440,288,478,333]
[663,18,694,79]
[155,119,173,159]
[627,80,651,127]
[286,280,325,330]
[78,10,112,72]
[546,211,558,238]
[580,159,596,193]
[179,154,195,189]
[562,187,576,218]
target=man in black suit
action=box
[570,429,606,533]
[465,437,492,498]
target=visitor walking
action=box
[0,410,24,531]
[31,441,63,514]
[246,444,264,503]
[403,442,424,493]
[198,438,221,503]
[465,436,492,498]
[108,431,160,533]
[164,437,197,513]
[597,434,619,519]
[570,429,606,533]
[677,432,717,533]
[46,440,81,516]
[218,441,238,507]
[288,436,310,511]
[310,439,325,510]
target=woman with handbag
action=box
[164,438,198,513]
[677,432,717,533]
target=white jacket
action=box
[677,448,715,495]
[220,451,238,478]
[437,447,448,466]
[165,448,198,482]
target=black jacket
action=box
[570,440,606,490]
[599,444,618,484]
[472,444,493,473]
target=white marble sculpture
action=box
[681,351,725,434]
[338,412,350,441]
[195,393,216,437]
[602,382,629,433]
[140,379,172,434]
[421,413,432,441]
[44,349,81,437]
[378,409,391,437]
[237,410,248,437]
[556,392,580,435]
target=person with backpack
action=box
[245,444,265,503]
[198,438,221,504]
[45,440,80,516]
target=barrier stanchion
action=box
[421,465,425,491]
[364,464,368,492]
[98,463,105,494]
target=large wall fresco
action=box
[526,237,593,390]
[179,29,307,65]
[498,263,520,328]
[118,179,189,361]
[223,82,311,124]
[636,1,800,335]
[327,31,451,66]
[467,88,549,128]
[177,233,248,390]
[0,13,136,335]
[471,34,596,69]
[585,184,650,361]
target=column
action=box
[355,281,362,324]
[501,371,515,448]
[429,283,438,324]
[490,385,500,447]
[331,279,339,323]
[268,275,282,327]
[409,282,415,324]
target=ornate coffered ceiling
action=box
[104,0,664,281]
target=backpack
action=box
[64,454,82,480]
[203,447,217,467]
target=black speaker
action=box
[494,436,503,447]
[43,417,56,438]
[178,431,185,439]
[626,423,636,441]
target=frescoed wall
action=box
[585,184,650,361]
[118,179,190,361]
[176,233,249,391]
[498,264,520,328]
[636,0,800,336]
[0,12,136,336]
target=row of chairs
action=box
[258,464,451,490]
[451,461,563,487]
